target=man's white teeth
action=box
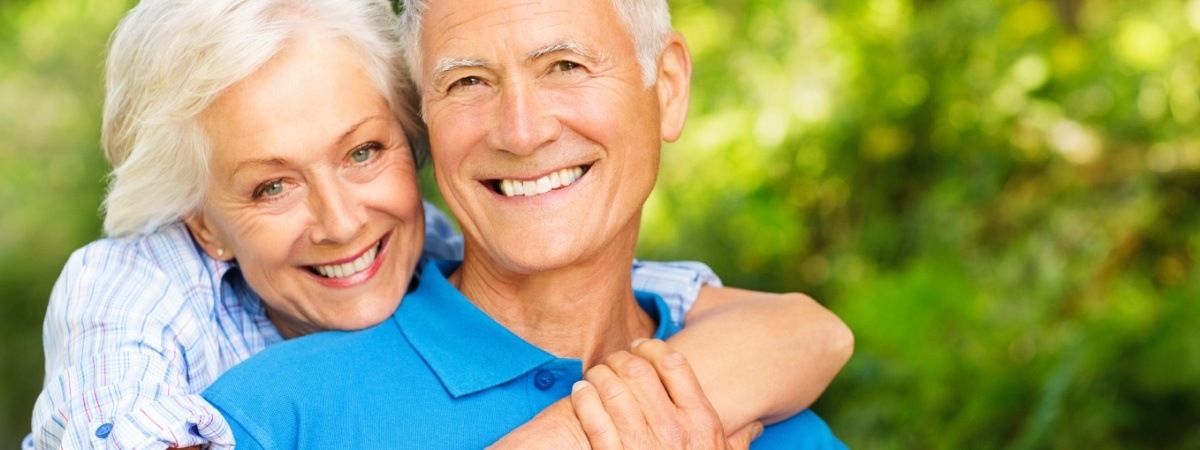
[499,166,585,197]
[313,245,378,279]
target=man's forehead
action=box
[420,0,619,56]
[431,41,595,72]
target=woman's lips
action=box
[306,232,390,281]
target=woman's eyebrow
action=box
[233,157,288,175]
[335,116,379,146]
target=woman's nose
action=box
[307,181,366,245]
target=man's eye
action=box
[451,76,483,89]
[553,61,581,72]
[255,180,285,199]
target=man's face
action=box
[419,0,688,274]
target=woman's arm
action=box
[32,237,236,450]
[677,286,854,428]
[490,284,854,447]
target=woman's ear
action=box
[184,211,233,261]
[655,31,693,143]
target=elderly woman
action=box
[30,0,852,449]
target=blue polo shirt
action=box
[203,260,844,449]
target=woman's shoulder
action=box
[67,222,211,281]
[53,222,220,318]
[71,221,200,264]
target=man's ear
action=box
[183,211,233,261]
[655,31,693,143]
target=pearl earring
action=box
[216,249,225,258]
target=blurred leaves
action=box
[1,0,133,444]
[640,0,1200,448]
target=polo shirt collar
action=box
[395,260,560,398]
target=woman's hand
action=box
[570,339,763,449]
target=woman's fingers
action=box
[570,380,622,450]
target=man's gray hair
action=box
[397,0,672,88]
[102,0,426,237]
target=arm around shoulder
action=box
[670,286,854,429]
[33,238,232,449]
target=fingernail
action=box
[572,380,589,393]
[631,338,649,348]
[752,422,764,440]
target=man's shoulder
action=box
[753,409,847,450]
[201,320,430,448]
[213,325,389,384]
[202,319,412,406]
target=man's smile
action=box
[489,164,592,197]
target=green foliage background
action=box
[2,0,1199,447]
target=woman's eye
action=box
[350,143,382,164]
[553,61,581,72]
[255,179,285,199]
[351,147,372,163]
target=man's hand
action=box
[570,339,762,449]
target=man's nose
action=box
[487,81,561,155]
[307,180,366,245]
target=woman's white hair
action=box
[397,0,672,89]
[102,0,426,237]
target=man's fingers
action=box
[631,339,717,414]
[584,362,649,444]
[604,349,686,443]
[725,421,764,450]
[570,380,623,450]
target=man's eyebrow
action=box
[525,40,599,63]
[430,57,491,87]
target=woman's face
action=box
[186,33,425,338]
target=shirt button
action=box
[95,423,113,439]
[534,370,556,390]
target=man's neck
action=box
[449,231,656,368]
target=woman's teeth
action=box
[312,244,378,279]
[498,166,585,197]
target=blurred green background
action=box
[2,0,1199,447]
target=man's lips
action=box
[306,233,389,279]
[488,164,591,197]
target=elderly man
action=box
[202,0,846,447]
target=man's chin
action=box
[471,245,591,277]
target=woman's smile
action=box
[305,231,391,288]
